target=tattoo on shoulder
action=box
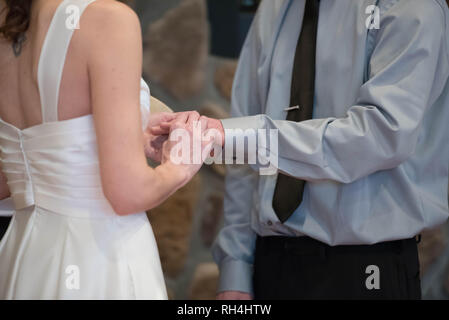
[12,33,26,57]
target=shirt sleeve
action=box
[212,165,257,295]
[221,0,449,184]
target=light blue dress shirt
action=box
[212,0,449,295]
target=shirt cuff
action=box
[220,115,263,163]
[217,258,254,296]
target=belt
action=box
[256,235,419,257]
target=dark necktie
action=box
[272,0,320,223]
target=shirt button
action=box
[267,220,273,226]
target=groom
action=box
[150,0,449,299]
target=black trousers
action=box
[253,236,421,300]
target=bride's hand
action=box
[143,112,177,162]
[161,112,214,183]
[148,111,190,136]
[150,113,225,148]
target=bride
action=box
[0,0,212,299]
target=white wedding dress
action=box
[0,0,167,299]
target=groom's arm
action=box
[214,0,447,184]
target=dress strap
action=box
[37,0,96,123]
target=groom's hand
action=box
[216,291,253,300]
[201,116,225,147]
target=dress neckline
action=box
[0,114,94,135]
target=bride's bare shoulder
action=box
[76,0,141,51]
[82,0,140,32]
[34,0,140,41]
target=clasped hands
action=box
[144,111,225,165]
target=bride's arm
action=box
[83,2,190,215]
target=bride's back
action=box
[0,0,165,218]
[0,0,91,130]
[0,1,172,301]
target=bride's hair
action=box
[0,0,32,44]
[0,0,133,44]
